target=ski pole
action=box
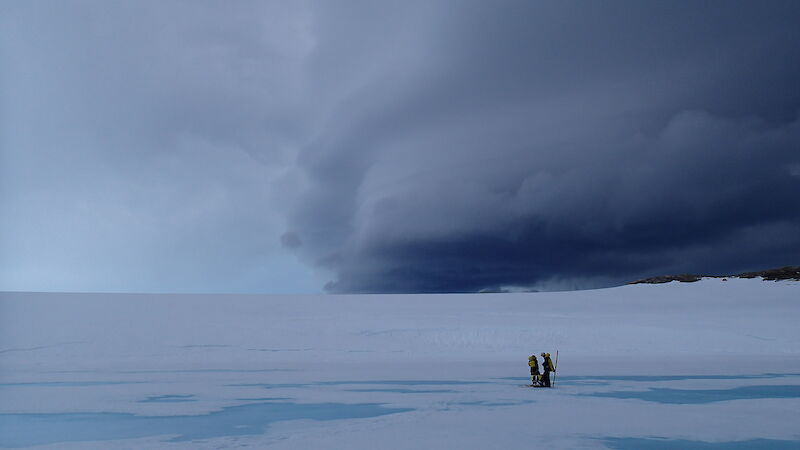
[552,350,559,388]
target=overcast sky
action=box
[2,1,799,294]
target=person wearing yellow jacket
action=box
[540,352,555,387]
[528,355,541,386]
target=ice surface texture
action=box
[1,278,799,448]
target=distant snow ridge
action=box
[630,265,800,284]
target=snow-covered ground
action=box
[1,278,799,449]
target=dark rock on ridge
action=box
[630,266,800,284]
[737,266,800,281]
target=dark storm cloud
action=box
[285,1,800,293]
[3,1,799,294]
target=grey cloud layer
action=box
[1,1,317,292]
[2,1,799,293]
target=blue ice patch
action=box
[225,383,309,389]
[0,381,144,387]
[568,374,798,382]
[346,388,458,394]
[0,401,412,448]
[498,374,800,385]
[603,437,800,449]
[318,380,489,386]
[139,395,196,403]
[583,385,800,404]
[457,400,534,407]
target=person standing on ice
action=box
[528,355,541,386]
[541,352,555,387]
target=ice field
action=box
[1,278,799,449]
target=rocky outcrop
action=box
[629,274,702,284]
[630,266,800,284]
[736,266,800,281]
